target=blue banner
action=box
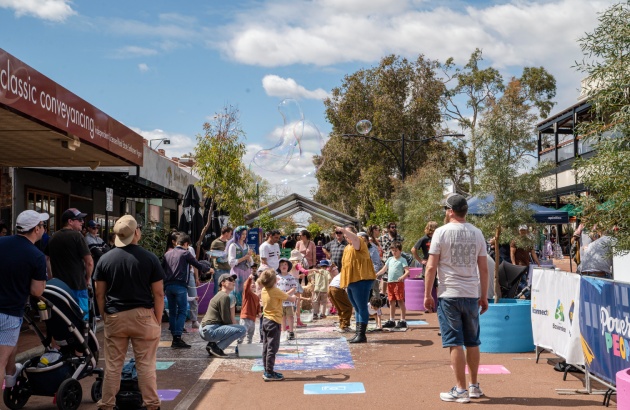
[579,277,630,384]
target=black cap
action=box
[444,194,468,213]
[61,208,87,224]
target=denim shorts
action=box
[437,298,481,348]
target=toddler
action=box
[258,269,296,381]
[276,258,300,340]
[368,296,383,330]
[308,259,332,319]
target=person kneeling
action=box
[199,273,246,357]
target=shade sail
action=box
[467,195,569,224]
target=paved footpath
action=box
[9,258,609,410]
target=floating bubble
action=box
[356,119,372,135]
[253,99,304,171]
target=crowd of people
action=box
[0,194,617,406]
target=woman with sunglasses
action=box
[338,226,376,343]
[227,226,254,308]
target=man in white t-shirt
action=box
[424,194,489,404]
[259,229,281,271]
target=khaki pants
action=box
[328,287,353,329]
[97,307,161,410]
[312,291,328,316]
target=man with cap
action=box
[0,211,48,390]
[424,194,489,403]
[93,215,164,410]
[45,208,93,318]
[510,225,540,268]
[199,273,247,357]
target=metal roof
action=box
[244,193,360,227]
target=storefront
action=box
[0,48,197,234]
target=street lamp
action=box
[149,138,171,150]
[342,120,464,181]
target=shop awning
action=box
[467,195,569,224]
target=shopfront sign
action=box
[0,48,143,166]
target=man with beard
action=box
[379,222,405,262]
[259,229,281,271]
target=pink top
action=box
[296,240,317,268]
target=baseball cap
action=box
[318,259,330,267]
[218,273,237,284]
[444,194,468,213]
[518,225,529,231]
[113,215,137,247]
[16,210,49,233]
[357,231,368,238]
[87,220,101,228]
[61,208,87,224]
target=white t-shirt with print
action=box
[259,241,280,270]
[429,222,487,299]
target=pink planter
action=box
[404,279,437,311]
[617,368,630,408]
[409,267,423,279]
[197,282,214,315]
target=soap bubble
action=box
[356,119,372,135]
[253,99,304,171]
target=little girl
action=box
[289,249,309,327]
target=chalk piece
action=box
[238,343,263,358]
[158,389,181,401]
[156,362,174,370]
[451,365,511,374]
[304,382,365,395]
[158,341,171,348]
[406,320,428,326]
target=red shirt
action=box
[241,276,260,321]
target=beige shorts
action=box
[282,306,294,317]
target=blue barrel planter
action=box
[479,299,534,353]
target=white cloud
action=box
[262,75,330,100]
[138,63,149,73]
[0,0,76,22]
[130,127,197,159]
[216,0,616,115]
[113,46,158,59]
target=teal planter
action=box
[479,299,534,353]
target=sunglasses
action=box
[335,231,343,235]
[223,277,235,283]
[389,226,397,229]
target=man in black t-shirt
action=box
[94,215,164,410]
[1,210,48,390]
[45,208,93,318]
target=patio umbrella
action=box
[178,184,204,247]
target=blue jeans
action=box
[199,324,247,350]
[346,280,374,324]
[165,284,188,337]
[437,297,481,348]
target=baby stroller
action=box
[3,278,104,410]
[497,261,529,299]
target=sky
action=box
[0,0,615,201]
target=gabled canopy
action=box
[244,193,359,228]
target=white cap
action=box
[16,210,49,233]
[518,225,529,231]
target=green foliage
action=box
[255,208,280,233]
[193,105,255,251]
[574,0,630,252]
[138,223,169,258]
[442,48,556,194]
[315,54,444,220]
[392,160,447,250]
[366,198,398,230]
[306,222,322,239]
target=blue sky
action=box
[0,0,614,198]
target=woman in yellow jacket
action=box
[338,226,376,343]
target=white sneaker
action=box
[440,386,470,403]
[4,363,23,388]
[469,383,484,398]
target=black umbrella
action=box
[178,184,204,247]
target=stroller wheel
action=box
[91,379,103,402]
[56,378,83,410]
[3,377,30,409]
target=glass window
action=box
[578,138,595,155]
[26,189,63,233]
[558,144,574,162]
[540,149,555,163]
